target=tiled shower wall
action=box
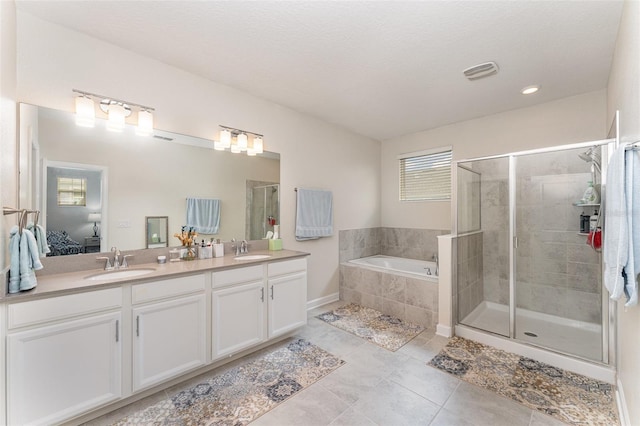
[456,232,484,321]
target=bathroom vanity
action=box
[1,250,308,425]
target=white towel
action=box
[186,198,221,234]
[604,145,628,300]
[295,188,333,241]
[623,149,640,306]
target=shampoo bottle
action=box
[582,181,600,204]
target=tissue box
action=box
[213,243,224,258]
[269,239,283,251]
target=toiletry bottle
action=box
[582,181,600,204]
[590,210,599,231]
[580,211,590,233]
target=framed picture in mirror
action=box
[146,216,169,248]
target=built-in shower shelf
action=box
[573,202,600,207]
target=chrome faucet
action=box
[432,253,439,276]
[111,247,121,269]
[240,240,248,254]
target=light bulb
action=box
[220,129,231,148]
[75,96,95,128]
[106,103,125,132]
[237,133,248,151]
[136,110,153,136]
[253,136,264,154]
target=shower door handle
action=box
[513,236,518,248]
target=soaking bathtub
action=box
[348,255,438,281]
[340,255,439,328]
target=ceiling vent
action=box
[463,62,499,81]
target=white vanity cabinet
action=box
[211,265,266,360]
[131,274,207,392]
[267,258,308,337]
[5,288,123,426]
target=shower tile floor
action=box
[462,301,602,361]
[85,300,610,426]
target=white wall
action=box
[381,90,607,230]
[16,12,381,302]
[606,1,640,424]
[0,1,16,421]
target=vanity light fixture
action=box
[75,94,96,128]
[72,89,155,135]
[237,133,248,151]
[218,125,265,156]
[521,85,540,95]
[136,109,154,136]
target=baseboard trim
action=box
[307,293,339,311]
[617,378,630,426]
[436,324,453,337]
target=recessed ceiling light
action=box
[521,85,540,95]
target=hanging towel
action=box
[604,145,628,300]
[623,149,640,306]
[8,226,21,294]
[19,228,42,292]
[8,226,42,294]
[186,198,221,234]
[295,188,333,241]
[27,223,51,257]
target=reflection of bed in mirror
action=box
[46,230,83,256]
[19,103,280,254]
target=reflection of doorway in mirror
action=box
[42,160,108,255]
[246,181,280,240]
[146,216,169,248]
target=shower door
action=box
[514,146,604,362]
[456,156,510,337]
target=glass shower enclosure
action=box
[247,183,280,240]
[453,141,613,363]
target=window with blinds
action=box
[57,177,87,206]
[399,147,452,201]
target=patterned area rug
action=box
[316,303,425,351]
[429,336,619,425]
[113,338,344,425]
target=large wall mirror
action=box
[19,103,280,255]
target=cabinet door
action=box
[133,294,206,392]
[268,271,307,338]
[7,312,122,426]
[212,280,265,360]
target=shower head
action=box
[579,147,601,173]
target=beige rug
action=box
[429,336,619,425]
[113,338,344,425]
[316,303,425,351]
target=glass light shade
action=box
[75,96,95,128]
[214,141,226,151]
[230,142,241,153]
[106,104,126,132]
[220,129,232,148]
[247,148,257,156]
[237,133,248,151]
[136,110,154,136]
[253,136,264,154]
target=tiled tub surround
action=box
[338,227,449,264]
[339,263,438,328]
[338,227,446,329]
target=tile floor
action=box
[85,301,567,426]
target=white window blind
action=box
[57,177,87,206]
[399,148,452,201]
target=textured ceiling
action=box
[15,1,624,141]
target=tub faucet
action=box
[432,253,439,276]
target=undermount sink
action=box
[234,254,272,261]
[84,268,156,281]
